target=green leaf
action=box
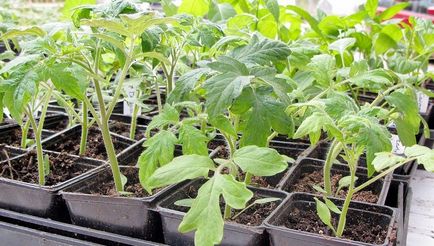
[71,7,92,28]
[312,185,327,194]
[138,130,178,193]
[161,0,178,16]
[179,174,252,246]
[208,56,249,75]
[307,54,335,87]
[63,0,95,20]
[1,26,46,40]
[0,54,40,75]
[372,152,405,171]
[286,5,324,39]
[148,155,215,190]
[175,198,193,208]
[81,18,131,37]
[209,115,237,137]
[47,63,88,101]
[374,33,397,54]
[208,1,236,22]
[231,35,291,66]
[204,73,251,118]
[178,0,209,16]
[179,124,209,155]
[120,172,128,190]
[365,0,378,18]
[329,38,356,55]
[168,68,210,104]
[264,0,280,22]
[233,145,288,176]
[313,198,334,230]
[294,112,335,144]
[379,3,409,21]
[146,104,179,134]
[349,69,393,90]
[90,33,126,56]
[325,198,341,214]
[337,176,356,191]
[404,145,432,158]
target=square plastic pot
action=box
[265,193,397,246]
[0,153,105,220]
[0,207,165,246]
[41,125,135,161]
[61,166,179,241]
[279,158,390,205]
[0,124,55,148]
[43,113,71,133]
[0,145,28,161]
[157,179,288,246]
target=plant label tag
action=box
[390,134,405,155]
[123,86,140,116]
[416,91,429,114]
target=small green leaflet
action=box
[175,198,194,208]
[179,174,253,246]
[307,54,335,87]
[179,124,209,156]
[167,68,210,104]
[329,38,356,56]
[233,145,288,176]
[313,197,335,231]
[404,145,434,172]
[147,155,215,190]
[372,152,405,171]
[145,104,179,135]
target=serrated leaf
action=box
[209,115,237,137]
[208,1,236,22]
[168,68,210,104]
[233,145,288,176]
[146,104,179,134]
[307,54,335,87]
[231,35,291,66]
[47,63,88,101]
[204,73,251,118]
[148,155,215,190]
[294,112,335,144]
[179,174,252,246]
[0,54,40,74]
[349,69,393,90]
[208,56,249,75]
[138,130,178,192]
[179,124,209,155]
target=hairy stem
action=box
[20,120,31,148]
[79,102,88,155]
[324,140,343,194]
[129,90,140,140]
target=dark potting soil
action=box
[287,170,379,203]
[281,202,388,244]
[109,121,145,141]
[208,140,229,158]
[0,118,16,126]
[239,172,273,189]
[46,119,69,132]
[83,168,159,198]
[0,150,91,186]
[168,184,279,226]
[0,128,34,147]
[45,127,126,160]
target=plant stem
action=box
[370,83,405,107]
[100,119,124,191]
[129,90,140,140]
[20,120,30,148]
[244,172,253,185]
[79,101,88,155]
[266,131,278,147]
[154,78,163,113]
[336,159,356,237]
[223,203,232,219]
[324,140,343,194]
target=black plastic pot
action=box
[265,193,397,246]
[0,117,17,129]
[108,114,150,141]
[157,179,288,246]
[43,113,71,133]
[0,152,105,220]
[280,158,390,205]
[307,141,416,182]
[0,208,165,246]
[61,166,178,241]
[42,125,135,161]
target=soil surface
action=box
[45,119,69,132]
[281,202,388,244]
[0,150,91,186]
[167,183,280,226]
[44,126,128,160]
[208,140,229,158]
[109,121,145,141]
[0,118,16,126]
[83,168,159,197]
[286,169,379,203]
[0,128,35,147]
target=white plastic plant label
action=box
[390,134,405,155]
[123,85,140,116]
[416,91,429,114]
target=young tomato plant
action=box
[66,5,175,191]
[0,25,87,185]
